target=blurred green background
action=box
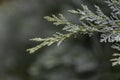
[0,0,120,80]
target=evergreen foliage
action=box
[27,0,120,66]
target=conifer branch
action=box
[27,1,120,66]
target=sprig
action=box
[27,1,120,66]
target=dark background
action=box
[0,0,119,80]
